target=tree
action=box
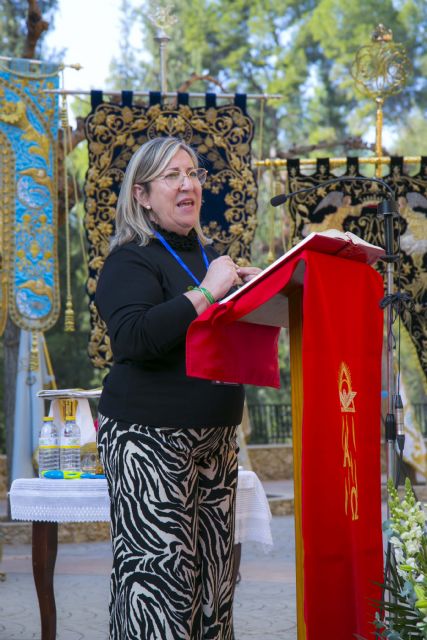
[108,0,427,154]
[0,0,58,59]
[107,0,427,410]
[2,0,425,452]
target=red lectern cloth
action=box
[186,249,384,639]
[186,252,305,387]
[301,252,383,639]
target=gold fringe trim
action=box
[64,295,75,332]
[61,84,76,333]
[29,331,39,371]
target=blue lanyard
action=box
[154,230,210,286]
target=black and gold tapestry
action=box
[84,91,257,368]
[286,157,427,379]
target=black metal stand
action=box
[378,198,405,492]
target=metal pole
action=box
[148,5,177,96]
[385,260,396,485]
[154,30,170,94]
[378,200,399,493]
[42,88,283,101]
[0,56,82,71]
[254,156,422,168]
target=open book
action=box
[219,229,384,327]
[221,229,384,305]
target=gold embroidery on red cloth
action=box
[339,362,359,521]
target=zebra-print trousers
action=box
[97,414,238,640]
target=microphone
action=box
[378,199,399,258]
[270,175,396,208]
[394,393,405,438]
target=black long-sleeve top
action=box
[95,230,245,427]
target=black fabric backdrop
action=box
[83,91,257,369]
[286,157,427,379]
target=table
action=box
[10,470,272,640]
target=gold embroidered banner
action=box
[286,157,427,380]
[84,91,257,368]
[0,58,60,332]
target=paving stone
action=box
[0,517,295,640]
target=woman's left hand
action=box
[236,266,262,283]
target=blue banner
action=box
[0,58,60,331]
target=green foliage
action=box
[106,0,427,407]
[0,0,31,57]
[1,0,425,414]
[44,139,104,390]
[109,0,427,152]
[44,208,104,391]
[0,0,59,58]
[391,107,427,156]
[399,327,427,406]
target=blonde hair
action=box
[111,137,210,249]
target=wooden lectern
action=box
[186,232,385,640]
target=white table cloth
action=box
[10,469,273,547]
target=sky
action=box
[44,0,139,92]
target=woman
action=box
[96,136,260,640]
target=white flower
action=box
[406,540,421,556]
[394,546,404,565]
[390,536,403,548]
[406,557,417,569]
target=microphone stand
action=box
[271,176,405,494]
[272,178,413,624]
[378,199,400,491]
[377,200,412,618]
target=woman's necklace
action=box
[154,230,210,286]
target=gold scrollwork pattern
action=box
[0,59,60,332]
[84,95,258,369]
[286,157,427,381]
[351,24,411,100]
[339,362,359,521]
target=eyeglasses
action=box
[153,168,208,189]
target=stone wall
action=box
[248,442,390,481]
[0,444,413,487]
[248,445,293,481]
[0,521,111,545]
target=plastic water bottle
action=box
[38,416,60,477]
[60,415,81,472]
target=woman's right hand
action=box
[200,256,241,301]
